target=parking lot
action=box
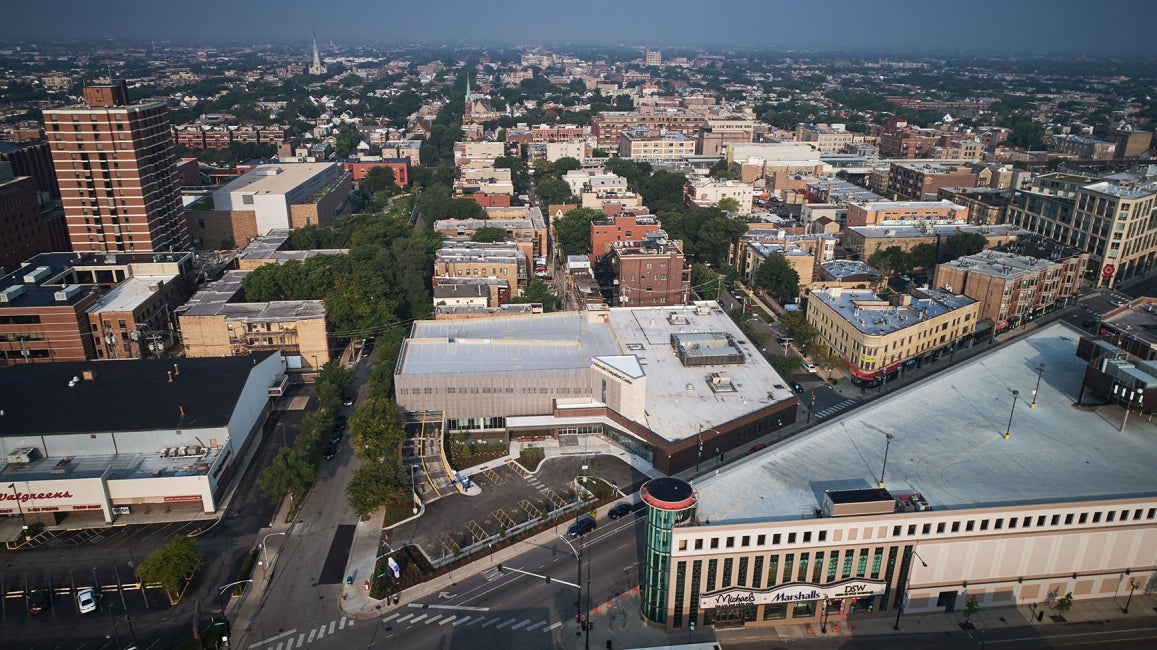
[387,454,648,566]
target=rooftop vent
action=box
[23,266,51,284]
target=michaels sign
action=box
[700,578,886,609]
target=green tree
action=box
[779,311,819,351]
[753,254,800,304]
[510,278,560,311]
[493,156,529,195]
[334,128,363,157]
[553,156,582,177]
[963,594,981,623]
[717,197,741,213]
[258,446,317,503]
[1054,592,1074,615]
[869,245,906,276]
[767,353,804,378]
[554,207,601,256]
[535,177,573,207]
[135,535,204,604]
[691,263,723,300]
[362,166,397,194]
[316,360,352,413]
[346,462,404,518]
[350,397,405,462]
[471,226,507,243]
[946,232,988,260]
[908,243,937,271]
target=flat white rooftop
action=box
[694,322,1157,525]
[215,162,338,195]
[88,274,177,313]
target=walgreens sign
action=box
[1,490,74,503]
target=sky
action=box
[3,0,1157,56]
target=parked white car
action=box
[77,587,96,614]
[803,362,817,373]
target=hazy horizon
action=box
[3,0,1157,57]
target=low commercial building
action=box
[433,207,548,263]
[794,123,855,153]
[393,305,800,475]
[934,248,1087,332]
[807,287,978,380]
[206,162,352,237]
[176,271,330,371]
[641,323,1157,632]
[232,229,347,271]
[0,353,285,526]
[434,241,526,289]
[936,187,1010,225]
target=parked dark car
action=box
[746,443,768,455]
[28,590,50,615]
[323,440,339,460]
[567,516,597,537]
[791,382,804,394]
[608,503,633,520]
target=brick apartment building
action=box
[42,82,189,254]
[590,213,664,266]
[887,163,979,201]
[0,164,62,275]
[610,233,690,307]
[934,246,1088,332]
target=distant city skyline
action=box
[4,0,1157,56]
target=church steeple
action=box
[308,31,326,76]
[464,71,473,115]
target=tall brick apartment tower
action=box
[42,81,189,254]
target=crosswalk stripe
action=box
[511,619,530,630]
[395,613,413,623]
[328,621,336,634]
[381,613,399,623]
[481,618,499,628]
[526,621,546,631]
[454,616,473,626]
[426,615,443,624]
[410,614,427,624]
[317,624,327,639]
[468,616,486,625]
[496,618,517,629]
[274,642,284,650]
[339,617,347,630]
[440,615,457,625]
[306,628,317,642]
[296,633,305,647]
[546,621,562,631]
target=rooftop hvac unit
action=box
[23,266,51,284]
[0,285,26,303]
[7,447,41,464]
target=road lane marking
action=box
[381,613,399,623]
[453,616,473,626]
[440,615,457,625]
[496,618,517,629]
[511,619,530,630]
[547,622,562,631]
[526,621,546,631]
[249,629,298,649]
[408,602,490,611]
[410,614,427,624]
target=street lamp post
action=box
[557,535,583,636]
[217,579,253,616]
[893,547,928,631]
[1030,363,1045,408]
[807,392,817,424]
[7,483,28,539]
[695,431,703,473]
[410,465,419,514]
[1003,390,1020,440]
[1123,576,1140,614]
[878,433,895,488]
[260,531,286,577]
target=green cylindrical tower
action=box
[640,477,697,624]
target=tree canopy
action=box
[553,207,602,257]
[753,254,801,304]
[136,535,204,603]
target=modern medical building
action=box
[393,303,800,474]
[640,321,1157,631]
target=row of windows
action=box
[678,507,1157,553]
[398,386,585,396]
